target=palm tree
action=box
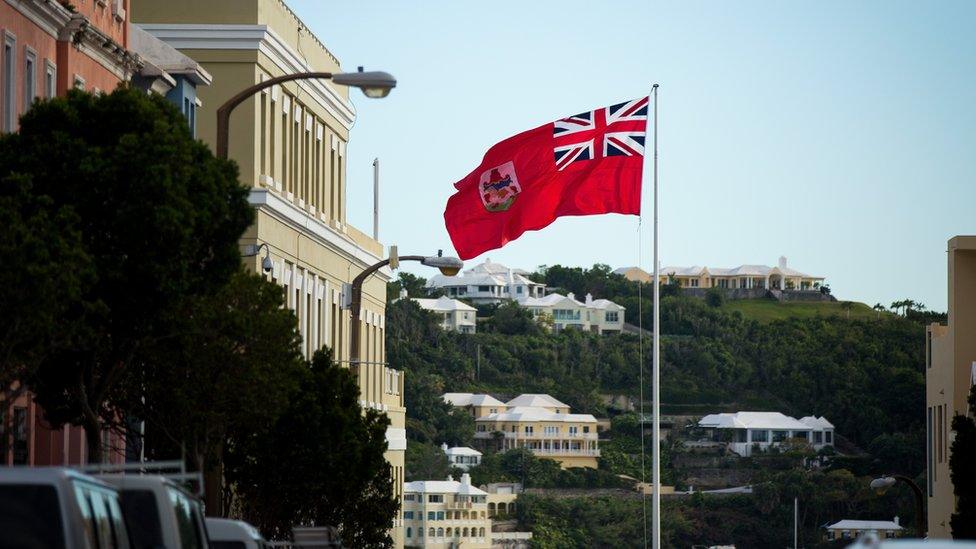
[891,299,909,316]
[841,301,854,319]
[873,303,886,319]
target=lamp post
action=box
[348,251,462,366]
[214,67,396,159]
[870,475,925,537]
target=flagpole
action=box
[651,83,661,549]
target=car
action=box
[98,474,209,549]
[205,518,268,549]
[0,466,132,549]
[847,534,976,548]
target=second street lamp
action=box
[870,474,925,537]
[348,252,463,366]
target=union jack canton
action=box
[552,97,649,171]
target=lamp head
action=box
[261,253,274,274]
[870,476,896,495]
[421,255,463,277]
[332,68,396,98]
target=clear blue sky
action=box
[290,0,975,311]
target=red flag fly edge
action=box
[443,96,648,260]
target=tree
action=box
[0,175,91,401]
[386,271,433,302]
[487,301,540,335]
[137,270,305,513]
[705,286,725,308]
[950,385,976,539]
[873,303,887,319]
[226,349,398,545]
[4,88,253,462]
[406,442,454,481]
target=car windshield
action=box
[167,486,207,549]
[0,484,66,549]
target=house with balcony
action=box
[411,295,477,334]
[403,473,492,548]
[473,401,600,469]
[520,292,625,334]
[698,411,834,457]
[426,258,545,304]
[442,393,508,419]
[441,443,482,471]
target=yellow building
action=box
[131,1,404,545]
[403,474,492,548]
[442,393,509,419]
[465,394,600,469]
[926,235,976,538]
[615,256,824,291]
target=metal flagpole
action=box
[651,83,661,549]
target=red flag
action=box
[444,97,648,260]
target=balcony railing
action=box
[474,431,598,440]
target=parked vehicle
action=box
[0,466,131,549]
[98,474,209,549]
[205,518,268,549]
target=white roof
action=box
[826,519,903,531]
[412,296,476,312]
[506,394,570,409]
[405,477,487,496]
[698,412,812,431]
[427,259,543,289]
[130,24,212,85]
[442,393,506,407]
[477,406,595,424]
[799,416,835,429]
[444,446,482,457]
[657,264,823,279]
[590,298,624,310]
[519,293,582,308]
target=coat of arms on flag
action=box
[479,161,521,212]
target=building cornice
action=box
[137,24,355,130]
[249,188,390,281]
[4,0,72,38]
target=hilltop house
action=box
[615,257,824,292]
[441,443,482,471]
[520,292,625,334]
[411,295,477,334]
[824,518,903,541]
[403,473,491,548]
[426,259,546,304]
[698,412,835,457]
[442,393,508,418]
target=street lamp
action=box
[242,242,274,273]
[215,67,396,159]
[348,251,463,365]
[870,475,925,537]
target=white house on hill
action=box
[442,443,482,471]
[824,518,903,541]
[615,256,825,291]
[426,259,545,304]
[411,295,477,334]
[698,411,835,456]
[520,292,624,334]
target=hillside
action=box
[721,299,882,322]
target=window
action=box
[120,490,163,548]
[44,60,55,98]
[406,527,411,538]
[825,431,833,444]
[690,279,699,287]
[168,487,207,549]
[428,494,443,503]
[813,431,823,444]
[436,511,445,520]
[12,406,28,465]
[927,406,934,495]
[478,285,490,292]
[0,485,66,548]
[517,286,523,294]
[73,75,85,90]
[606,311,619,322]
[750,429,769,442]
[427,511,435,520]
[569,426,578,436]
[524,426,533,435]
[3,33,14,132]
[404,493,415,502]
[772,430,788,442]
[583,426,590,433]
[926,330,933,369]
[24,49,35,112]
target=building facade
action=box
[520,292,624,334]
[442,393,508,419]
[132,1,404,543]
[824,518,903,541]
[926,235,976,538]
[698,411,835,457]
[403,474,491,548]
[427,259,545,304]
[615,256,824,291]
[442,443,482,471]
[412,296,477,334]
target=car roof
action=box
[97,474,196,497]
[0,466,112,489]
[205,518,264,541]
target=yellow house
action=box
[926,235,976,538]
[403,474,491,548]
[442,393,508,419]
[131,1,404,544]
[473,403,600,469]
[615,256,824,291]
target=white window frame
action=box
[73,74,85,91]
[44,60,56,98]
[24,47,36,112]
[3,31,16,132]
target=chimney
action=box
[441,442,448,452]
[585,293,593,305]
[567,292,575,301]
[461,473,471,486]
[447,474,454,482]
[400,288,408,300]
[778,256,788,270]
[894,516,900,527]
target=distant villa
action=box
[615,256,825,292]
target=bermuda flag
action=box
[444,97,648,260]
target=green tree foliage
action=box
[705,286,725,308]
[1,88,253,462]
[0,175,91,399]
[136,270,304,511]
[466,449,626,489]
[484,301,541,335]
[950,385,976,539]
[405,442,454,481]
[386,271,434,302]
[226,349,398,546]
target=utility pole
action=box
[794,496,798,549]
[476,344,481,380]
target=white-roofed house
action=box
[412,295,477,334]
[403,473,491,547]
[441,443,482,471]
[442,393,508,419]
[615,256,825,292]
[698,411,835,456]
[426,258,546,305]
[799,416,835,448]
[505,394,571,414]
[824,517,903,541]
[520,292,626,334]
[475,404,600,469]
